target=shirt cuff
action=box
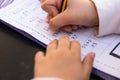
[32,77,63,80]
[92,0,120,36]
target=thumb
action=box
[34,51,45,78]
[49,10,72,30]
[82,52,95,78]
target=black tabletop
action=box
[0,22,102,80]
[0,22,46,80]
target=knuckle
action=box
[35,51,42,60]
[41,2,48,10]
[41,3,44,8]
[72,40,80,45]
[49,20,54,27]
[60,36,69,40]
[48,39,57,47]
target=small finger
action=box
[46,39,58,54]
[34,51,45,78]
[35,51,45,63]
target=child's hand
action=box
[34,36,95,80]
[41,0,99,32]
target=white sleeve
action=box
[92,0,120,36]
[32,77,63,80]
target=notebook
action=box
[0,0,120,79]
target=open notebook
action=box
[0,0,120,79]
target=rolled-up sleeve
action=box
[92,0,120,36]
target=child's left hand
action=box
[34,36,95,80]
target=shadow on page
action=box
[0,0,14,9]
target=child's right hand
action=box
[41,0,99,32]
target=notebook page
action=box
[0,0,120,78]
[0,0,4,6]
[0,0,14,8]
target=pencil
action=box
[59,0,67,13]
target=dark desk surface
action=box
[0,22,102,80]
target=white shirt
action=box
[92,0,120,36]
[33,0,120,80]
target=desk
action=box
[0,22,102,80]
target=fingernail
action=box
[89,52,95,59]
